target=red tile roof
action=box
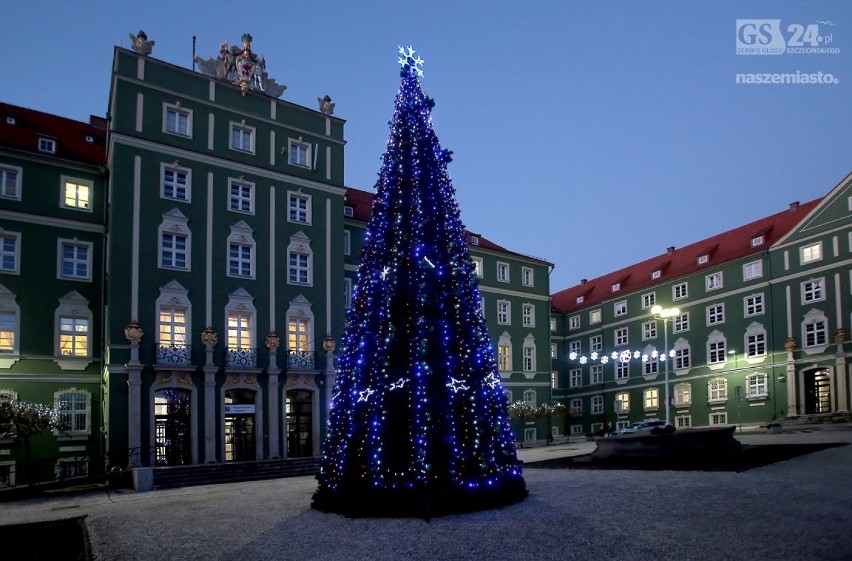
[551,198,822,314]
[0,102,106,166]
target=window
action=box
[615,327,628,346]
[673,383,691,406]
[698,254,709,265]
[706,272,723,291]
[497,301,510,325]
[227,221,255,279]
[164,103,191,136]
[591,395,604,414]
[472,257,483,277]
[673,283,688,300]
[576,296,584,304]
[57,239,92,281]
[615,392,629,413]
[642,321,657,340]
[59,316,89,357]
[522,304,535,327]
[707,304,725,325]
[523,390,536,408]
[522,267,534,287]
[616,361,629,380]
[227,310,252,350]
[230,122,255,153]
[589,309,601,324]
[800,242,822,264]
[569,315,580,330]
[156,281,191,365]
[343,230,351,256]
[674,345,690,369]
[343,206,354,218]
[522,337,536,372]
[550,344,557,359]
[0,165,22,200]
[0,286,20,358]
[287,233,313,286]
[644,354,658,376]
[285,296,315,369]
[751,235,764,247]
[611,282,620,293]
[746,324,767,358]
[743,260,763,280]
[550,318,556,332]
[344,278,352,308]
[644,388,659,410]
[591,364,603,384]
[162,164,190,201]
[469,235,479,246]
[159,305,187,347]
[61,177,92,211]
[747,373,768,399]
[803,317,828,348]
[38,137,57,153]
[288,317,310,353]
[288,138,312,167]
[590,335,602,353]
[551,371,558,388]
[614,301,627,316]
[708,378,727,402]
[496,262,509,282]
[569,398,582,414]
[498,343,511,371]
[710,412,728,425]
[652,270,661,279]
[745,293,764,317]
[0,231,21,274]
[673,312,689,333]
[568,339,579,360]
[289,192,311,224]
[802,278,824,303]
[158,210,191,271]
[229,178,254,214]
[708,338,726,364]
[55,389,90,435]
[675,415,691,428]
[569,369,582,388]
[642,293,656,308]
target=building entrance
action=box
[154,389,191,466]
[803,369,831,414]
[224,390,256,462]
[286,390,313,457]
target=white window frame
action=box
[745,322,767,359]
[0,230,21,275]
[642,320,657,340]
[497,300,511,325]
[227,221,256,279]
[0,164,22,200]
[569,398,582,414]
[642,292,656,309]
[708,378,727,403]
[225,289,257,357]
[54,291,93,369]
[156,281,191,351]
[161,162,191,202]
[343,230,351,256]
[569,369,582,388]
[710,412,728,426]
[288,138,312,168]
[230,121,256,154]
[744,293,764,317]
[522,335,536,372]
[550,344,557,359]
[522,303,535,327]
[802,278,825,303]
[615,392,630,414]
[615,326,628,346]
[497,336,512,372]
[705,272,723,291]
[644,388,659,411]
[589,309,602,324]
[496,262,510,283]
[163,103,192,137]
[0,284,20,361]
[472,257,483,277]
[158,209,191,271]
[802,310,828,349]
[288,191,312,225]
[38,137,57,154]
[673,282,688,300]
[675,415,692,429]
[673,383,691,406]
[344,278,352,308]
[743,260,763,281]
[673,340,691,370]
[673,312,689,334]
[55,388,91,436]
[707,303,725,326]
[229,178,255,214]
[522,267,534,287]
[287,232,313,286]
[591,395,604,415]
[523,389,536,408]
[591,364,603,384]
[60,176,93,212]
[568,340,581,356]
[590,335,602,353]
[57,238,93,282]
[569,315,580,330]
[707,333,727,364]
[747,373,769,399]
[800,241,822,265]
[616,361,629,380]
[614,300,627,316]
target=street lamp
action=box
[651,305,680,424]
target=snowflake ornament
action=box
[397,45,425,77]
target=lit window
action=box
[62,178,92,210]
[498,344,511,371]
[229,179,254,214]
[644,388,659,410]
[472,257,483,277]
[0,165,21,200]
[706,272,723,291]
[58,240,92,281]
[589,309,601,324]
[59,316,89,357]
[227,310,252,350]
[0,310,16,354]
[673,383,691,406]
[159,305,188,347]
[288,317,310,353]
[288,138,311,167]
[230,123,255,153]
[289,192,311,224]
[615,392,629,413]
[163,104,191,136]
[800,242,822,264]
[614,301,627,316]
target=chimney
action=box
[580,278,587,285]
[666,246,675,255]
[789,201,799,211]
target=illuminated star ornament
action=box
[398,45,425,77]
[446,377,470,394]
[357,387,375,403]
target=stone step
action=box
[152,457,321,490]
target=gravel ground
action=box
[1,428,851,561]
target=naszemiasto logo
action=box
[736,19,839,55]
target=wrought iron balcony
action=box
[156,344,191,366]
[287,350,315,370]
[226,347,257,368]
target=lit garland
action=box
[313,47,526,517]
[568,348,676,365]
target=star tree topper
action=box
[398,45,425,77]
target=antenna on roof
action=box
[192,36,196,71]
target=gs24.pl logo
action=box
[736,19,839,55]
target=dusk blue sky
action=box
[2,1,849,293]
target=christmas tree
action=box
[313,47,527,517]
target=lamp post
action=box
[651,305,680,424]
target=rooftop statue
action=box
[194,34,287,97]
[129,30,154,56]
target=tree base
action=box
[312,476,528,519]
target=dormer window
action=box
[751,235,764,247]
[38,137,57,154]
[611,282,620,292]
[343,206,354,218]
[576,295,584,304]
[470,235,479,246]
[698,255,709,265]
[5,117,15,125]
[652,270,661,279]
[85,135,94,144]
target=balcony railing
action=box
[226,347,257,368]
[156,344,191,366]
[287,350,316,370]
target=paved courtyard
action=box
[1,427,851,560]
